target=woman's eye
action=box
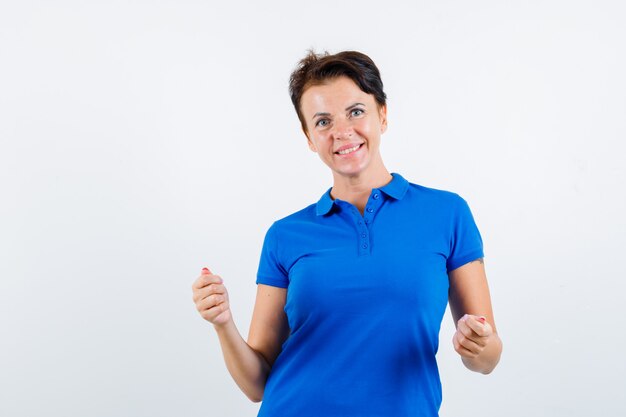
[316,119,330,127]
[351,108,364,117]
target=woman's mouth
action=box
[335,143,364,156]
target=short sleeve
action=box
[446,195,485,272]
[256,222,289,288]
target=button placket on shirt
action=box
[356,190,383,256]
[350,206,368,256]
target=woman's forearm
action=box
[462,332,503,374]
[214,318,271,402]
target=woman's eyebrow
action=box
[312,103,366,120]
[312,112,330,120]
[346,102,365,111]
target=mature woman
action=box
[192,50,502,417]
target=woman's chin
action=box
[332,163,369,178]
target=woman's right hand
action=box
[192,267,232,327]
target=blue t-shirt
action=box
[255,173,484,417]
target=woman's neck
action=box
[329,164,393,213]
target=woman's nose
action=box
[330,118,353,140]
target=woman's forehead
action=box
[301,77,374,114]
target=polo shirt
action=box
[255,172,484,417]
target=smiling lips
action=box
[335,143,364,155]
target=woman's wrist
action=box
[462,332,502,374]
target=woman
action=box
[192,50,503,416]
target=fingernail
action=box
[201,267,209,274]
[478,317,486,323]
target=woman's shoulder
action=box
[264,202,319,231]
[405,179,468,206]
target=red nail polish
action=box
[478,317,486,323]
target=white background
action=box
[1,1,625,416]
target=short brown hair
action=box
[288,50,387,132]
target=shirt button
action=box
[362,243,368,249]
[367,207,374,213]
[358,221,362,225]
[373,193,380,199]
[361,233,366,238]
[365,219,369,224]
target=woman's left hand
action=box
[452,314,494,359]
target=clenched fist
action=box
[452,314,494,359]
[192,267,232,327]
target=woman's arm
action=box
[193,268,289,402]
[214,283,289,402]
[448,258,503,374]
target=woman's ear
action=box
[307,136,318,153]
[379,105,388,133]
[303,126,318,152]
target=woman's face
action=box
[300,76,387,179]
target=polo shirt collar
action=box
[315,172,409,216]
[379,172,409,200]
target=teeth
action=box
[337,144,361,155]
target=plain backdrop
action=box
[1,1,625,416]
